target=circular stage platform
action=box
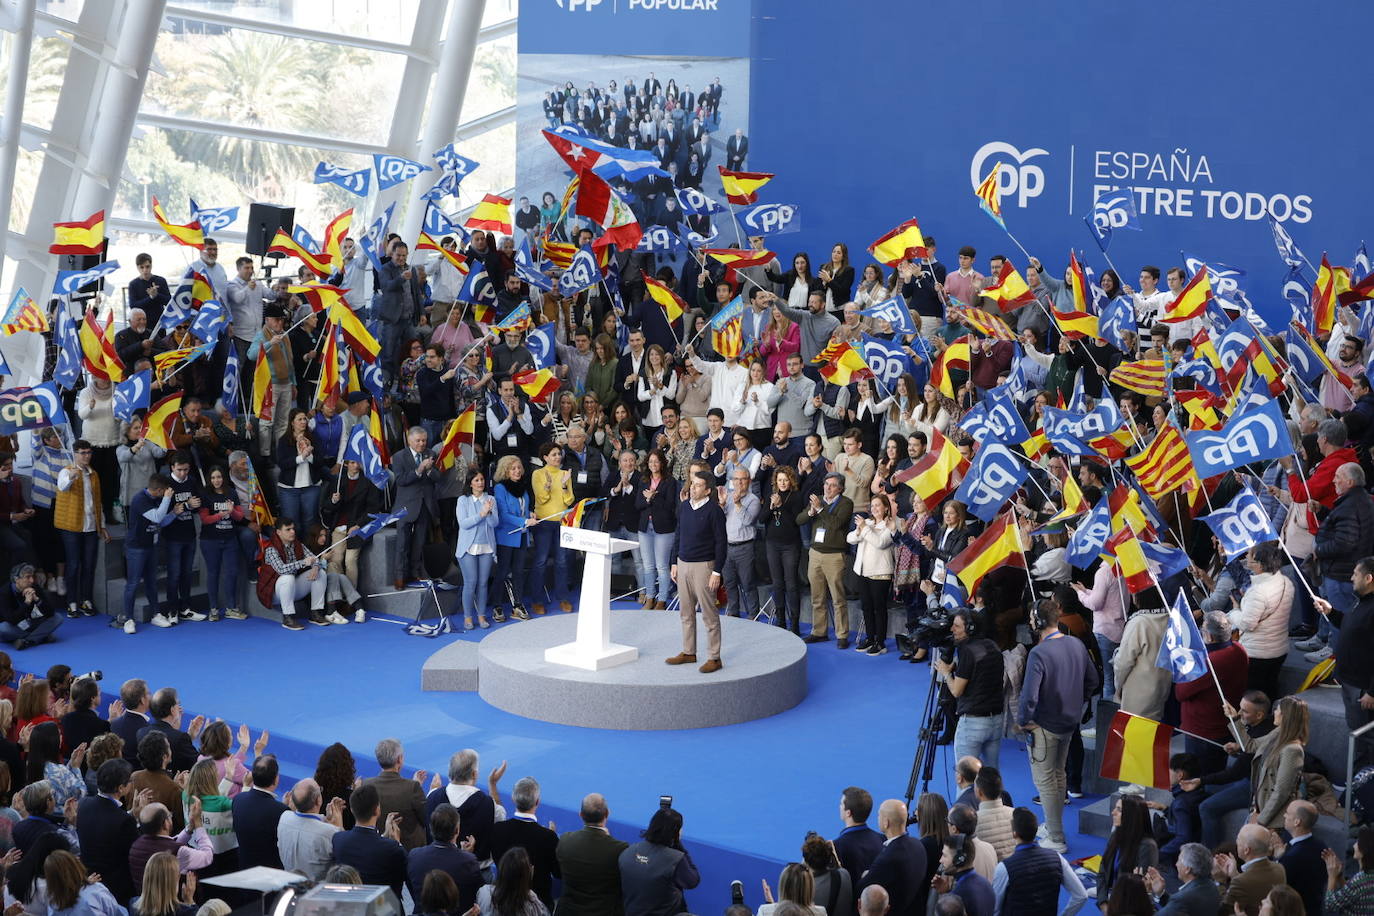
[426,609,809,730]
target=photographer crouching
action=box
[932,609,1006,770]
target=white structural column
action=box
[400,0,487,245]
[0,0,38,291]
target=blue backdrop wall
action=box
[749,0,1374,327]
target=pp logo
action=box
[969,460,1020,508]
[1163,626,1199,677]
[0,386,60,433]
[553,0,603,9]
[1198,417,1280,469]
[1214,501,1271,549]
[738,203,799,234]
[1185,256,1244,300]
[1093,192,1134,229]
[862,348,903,388]
[374,155,429,186]
[970,141,1048,208]
[637,227,678,252]
[986,403,1021,440]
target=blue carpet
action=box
[17,606,1104,912]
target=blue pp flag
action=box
[0,382,67,434]
[373,154,431,190]
[1156,592,1209,684]
[953,444,1028,523]
[458,264,497,308]
[422,202,464,239]
[515,236,555,292]
[432,143,479,180]
[190,299,227,343]
[1041,406,1095,456]
[1185,399,1292,479]
[52,304,82,390]
[54,260,119,296]
[313,162,372,197]
[361,362,386,403]
[1200,487,1279,561]
[360,203,396,273]
[189,199,238,234]
[356,507,409,541]
[343,423,389,489]
[960,389,1030,446]
[292,224,320,254]
[221,347,240,418]
[1268,211,1309,270]
[675,186,725,216]
[1098,296,1137,355]
[858,335,916,393]
[1067,492,1113,569]
[859,295,917,336]
[734,202,802,236]
[113,370,152,423]
[1282,263,1314,328]
[1285,326,1326,387]
[1085,188,1141,253]
[526,322,557,370]
[557,247,600,297]
[1140,539,1191,583]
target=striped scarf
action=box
[29,444,63,509]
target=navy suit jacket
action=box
[834,825,885,895]
[76,794,138,904]
[407,842,482,912]
[112,711,150,765]
[1157,878,1221,916]
[231,787,288,869]
[1279,835,1328,916]
[332,826,407,900]
[857,834,927,916]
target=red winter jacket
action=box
[1176,640,1249,741]
[1288,446,1358,511]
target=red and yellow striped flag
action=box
[437,405,476,472]
[1109,483,1155,537]
[143,392,183,450]
[562,497,602,528]
[246,462,275,527]
[642,272,688,323]
[893,428,969,508]
[287,284,349,313]
[1049,474,1089,522]
[151,197,205,249]
[962,307,1017,341]
[49,210,106,255]
[80,311,124,382]
[315,322,340,405]
[1099,710,1173,789]
[1022,426,1050,461]
[1109,359,1169,398]
[947,511,1026,597]
[251,347,274,421]
[323,209,353,266]
[974,164,1005,228]
[1177,390,1224,430]
[1,289,48,334]
[466,193,513,234]
[717,166,773,205]
[868,218,928,267]
[930,338,971,397]
[268,229,333,277]
[980,260,1037,311]
[1123,423,1199,500]
[1313,254,1340,338]
[328,300,380,363]
[701,248,777,284]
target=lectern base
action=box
[543,641,639,671]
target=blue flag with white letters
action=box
[360,203,395,273]
[432,143,479,181]
[557,247,600,296]
[1085,188,1141,252]
[1185,399,1292,478]
[313,162,372,197]
[526,322,557,370]
[859,295,917,336]
[114,370,151,422]
[953,444,1028,523]
[373,154,431,190]
[343,423,390,489]
[675,186,725,216]
[1066,492,1113,569]
[189,199,238,235]
[356,507,408,541]
[858,334,917,393]
[1200,487,1279,561]
[221,347,240,419]
[1098,296,1137,355]
[1156,591,1209,684]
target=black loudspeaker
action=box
[60,238,109,297]
[244,203,295,256]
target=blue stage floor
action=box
[18,604,1105,912]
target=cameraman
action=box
[933,609,1006,768]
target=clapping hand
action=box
[383,812,402,842]
[1144,867,1165,897]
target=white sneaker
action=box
[354,609,366,623]
[178,608,208,622]
[1042,837,1068,854]
[1304,645,1334,662]
[54,578,66,597]
[1118,783,1146,795]
[326,611,348,625]
[150,613,174,628]
[1080,726,1097,740]
[123,619,137,635]
[1294,635,1326,652]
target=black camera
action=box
[76,670,102,683]
[659,794,672,809]
[730,880,744,905]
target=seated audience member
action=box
[858,885,891,916]
[276,778,343,881]
[1152,752,1205,865]
[556,792,628,916]
[1095,794,1157,907]
[12,780,71,853]
[78,758,142,904]
[1214,823,1286,916]
[1325,825,1374,916]
[476,846,549,916]
[131,850,198,916]
[856,799,926,916]
[1144,842,1219,916]
[416,871,462,916]
[42,848,125,916]
[407,802,482,913]
[128,801,212,894]
[231,754,287,869]
[136,687,205,773]
[490,776,560,910]
[364,737,428,850]
[332,783,407,901]
[1277,799,1328,916]
[0,563,61,649]
[990,808,1087,916]
[833,786,884,892]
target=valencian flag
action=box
[542,238,578,270]
[561,497,603,528]
[930,337,971,398]
[1,288,48,334]
[143,392,183,450]
[1124,423,1198,500]
[79,312,123,382]
[1099,710,1173,789]
[436,405,476,471]
[328,301,380,362]
[717,166,773,205]
[812,336,847,366]
[1162,265,1212,323]
[466,194,513,235]
[49,210,106,255]
[709,296,745,358]
[251,348,274,421]
[1109,359,1169,397]
[893,428,969,507]
[642,273,687,324]
[151,197,204,249]
[868,218,928,266]
[818,342,872,386]
[974,164,1005,229]
[980,260,1037,311]
[514,368,560,405]
[946,511,1025,597]
[961,307,1017,341]
[1313,254,1340,336]
[268,229,332,277]
[1105,526,1154,593]
[246,462,274,527]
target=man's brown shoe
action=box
[699,658,722,674]
[652,601,667,610]
[560,600,573,612]
[393,579,406,591]
[532,604,546,615]
[665,653,697,665]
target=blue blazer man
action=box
[857,831,927,916]
[333,786,408,902]
[232,776,288,869]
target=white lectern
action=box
[544,526,640,671]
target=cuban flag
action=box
[1155,592,1208,684]
[343,423,390,489]
[373,154,432,191]
[859,295,917,336]
[1200,487,1279,561]
[114,370,151,422]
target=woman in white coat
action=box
[1233,541,1294,702]
[736,359,777,450]
[847,495,896,656]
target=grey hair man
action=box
[1307,460,1374,663]
[1144,842,1218,916]
[363,738,429,850]
[277,777,344,880]
[427,750,508,871]
[490,776,561,909]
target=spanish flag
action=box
[1049,474,1089,522]
[702,247,777,284]
[514,368,560,405]
[1162,266,1211,323]
[1053,253,1100,339]
[436,405,476,471]
[415,231,443,252]
[314,322,340,404]
[818,342,872,386]
[1022,426,1051,462]
[251,347,274,421]
[1099,710,1173,789]
[187,272,215,309]
[812,336,847,366]
[980,260,1036,311]
[947,511,1026,597]
[930,337,971,398]
[435,245,470,276]
[1313,254,1339,337]
[49,210,106,256]
[1124,423,1199,500]
[288,284,349,313]
[151,197,205,250]
[322,208,353,265]
[1089,428,1136,461]
[892,428,969,509]
[1339,272,1374,307]
[868,218,928,266]
[974,164,1005,229]
[1177,390,1223,430]
[328,300,380,363]
[1108,483,1155,538]
[269,229,333,278]
[1105,526,1154,593]
[144,392,183,450]
[465,193,513,235]
[717,166,773,205]
[642,272,687,324]
[1109,359,1169,398]
[368,402,391,466]
[80,311,124,382]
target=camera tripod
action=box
[904,646,951,809]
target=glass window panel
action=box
[165,0,421,45]
[462,34,515,122]
[35,0,84,21]
[482,0,518,28]
[452,121,515,205]
[143,27,405,146]
[5,36,71,134]
[9,149,45,234]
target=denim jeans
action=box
[1199,778,1252,849]
[494,544,530,612]
[530,521,569,606]
[723,541,758,618]
[638,525,675,604]
[766,541,802,630]
[459,551,494,622]
[608,526,644,594]
[123,546,159,623]
[1321,576,1357,648]
[164,539,196,611]
[953,713,1003,769]
[1096,634,1119,703]
[60,530,98,607]
[200,536,241,611]
[278,486,320,530]
[0,615,61,645]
